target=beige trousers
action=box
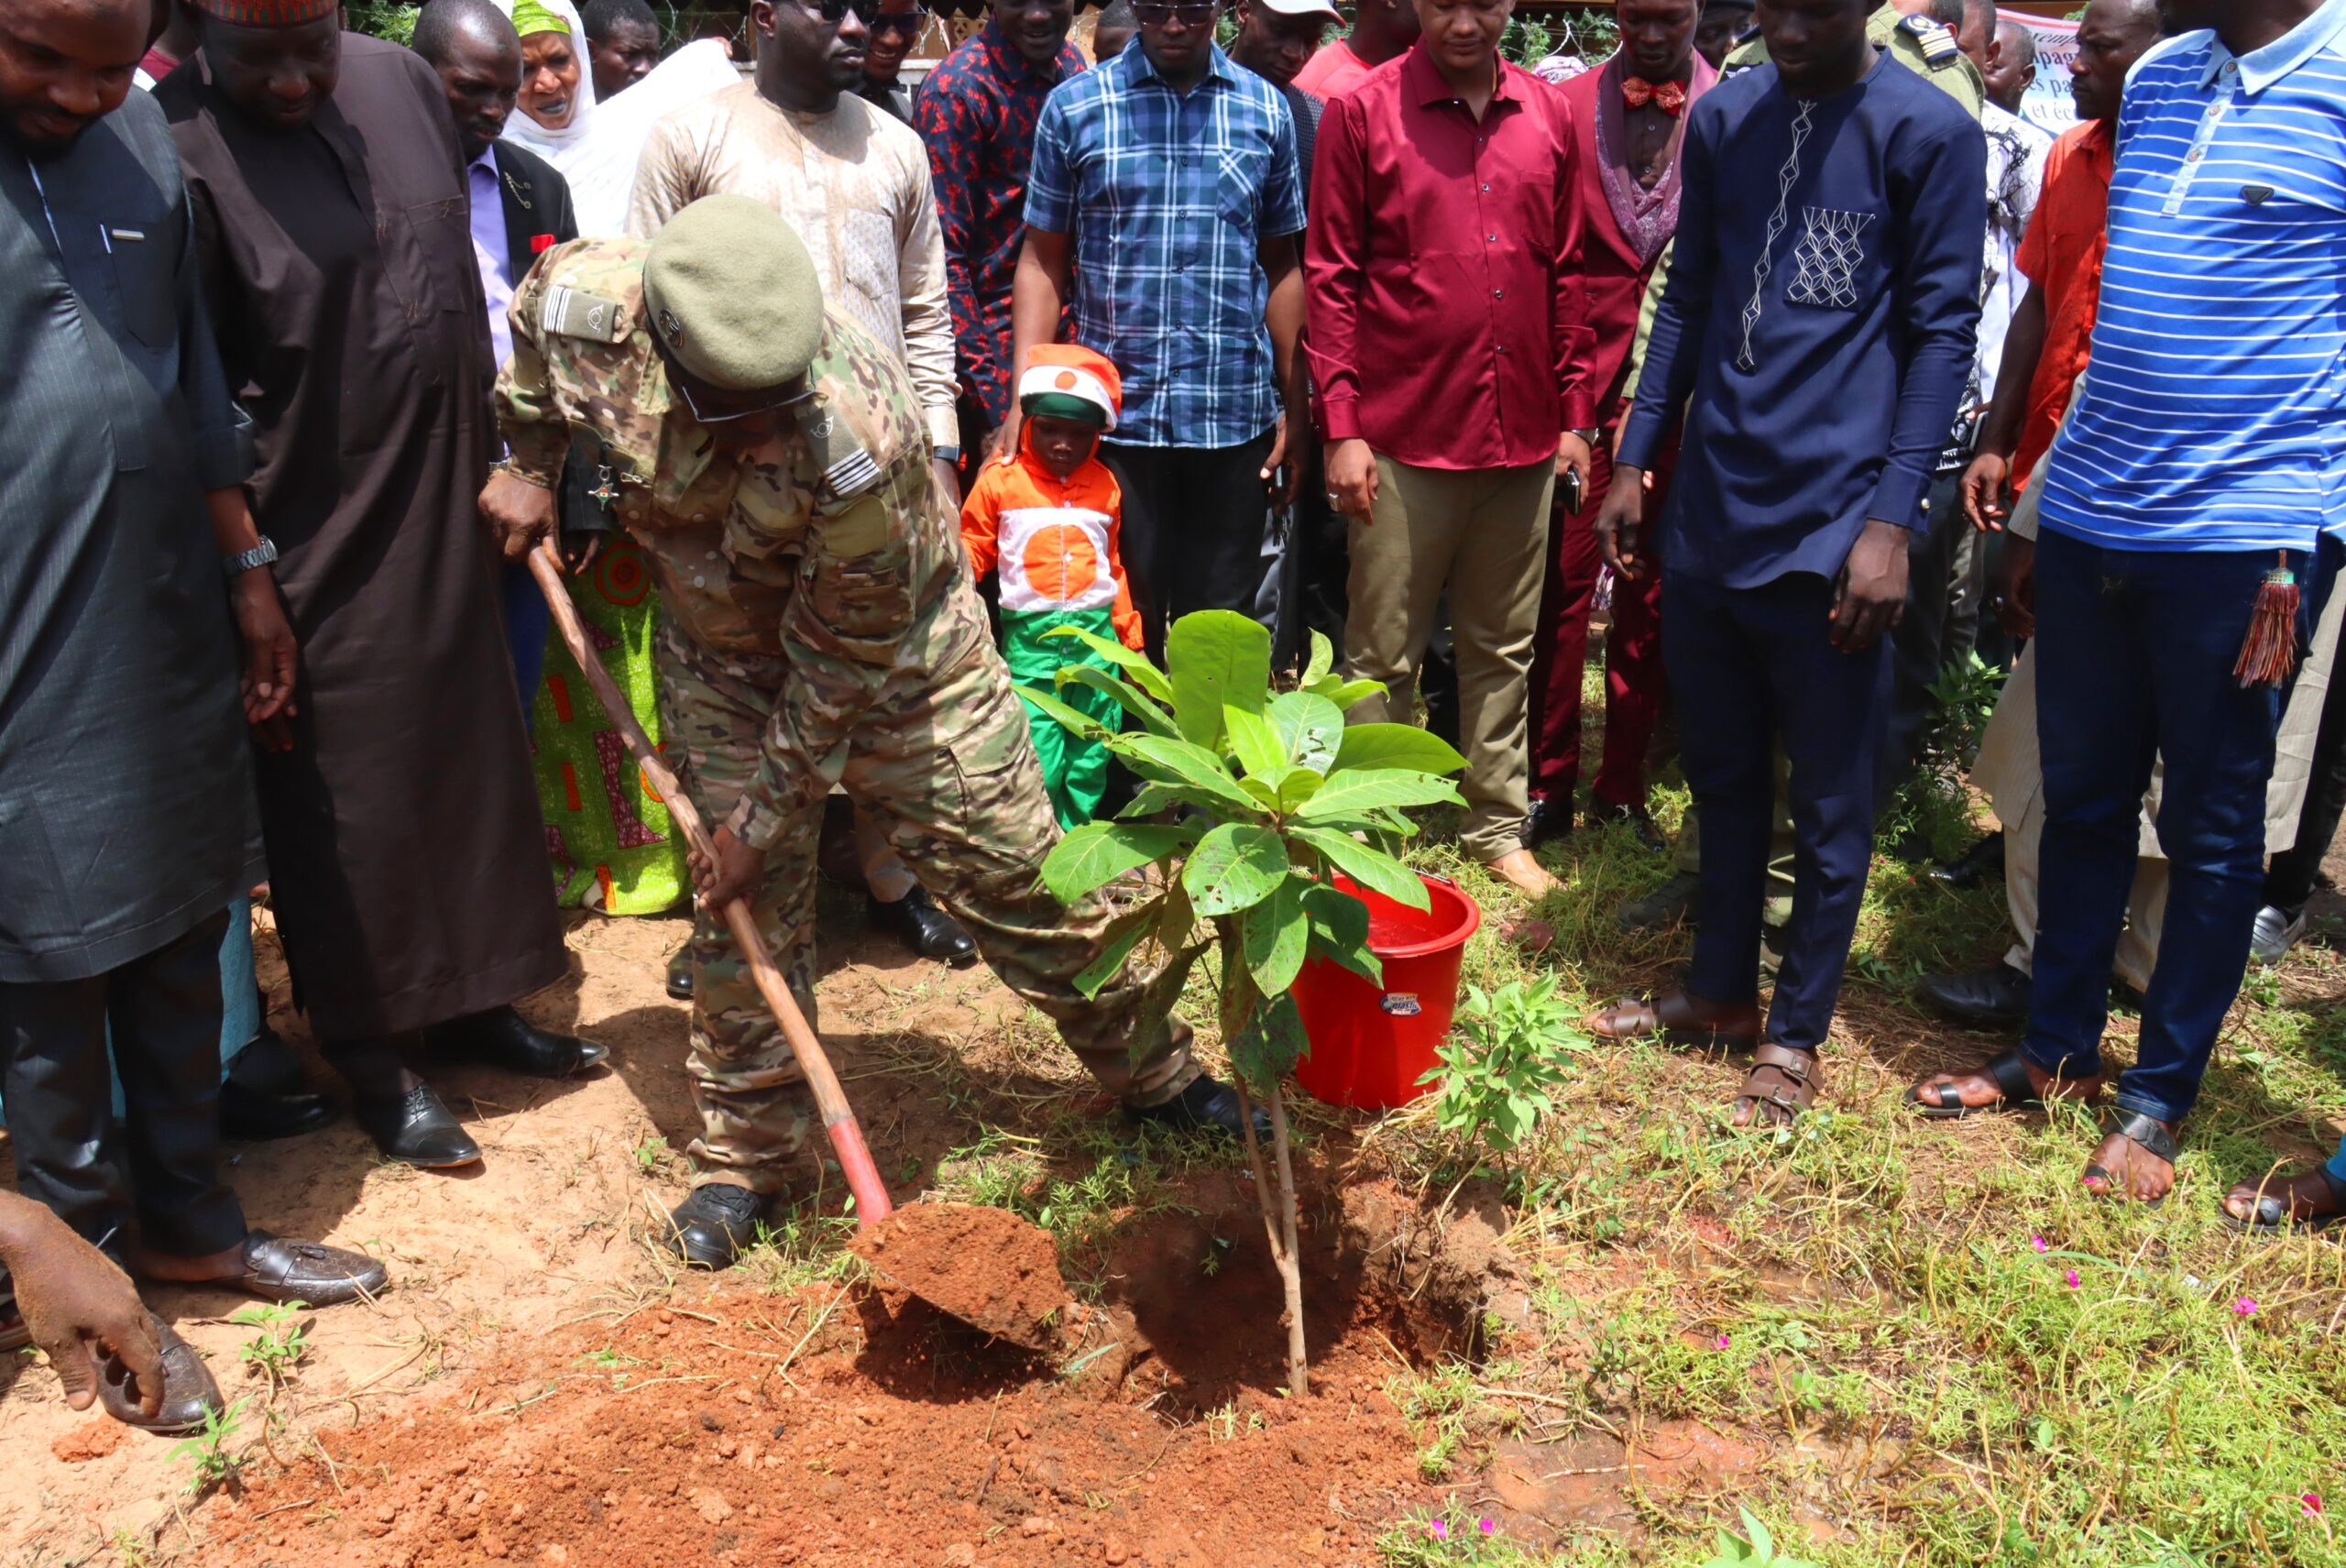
[1343,456,1556,861]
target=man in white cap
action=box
[1227,0,1340,195]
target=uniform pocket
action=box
[803,506,914,651]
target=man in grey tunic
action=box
[0,0,386,1433]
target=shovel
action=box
[529,543,1068,1350]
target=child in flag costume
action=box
[961,345,1142,828]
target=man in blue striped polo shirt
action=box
[1957,0,2346,1205]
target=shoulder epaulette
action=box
[1899,13,1963,70]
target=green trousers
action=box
[1003,608,1122,829]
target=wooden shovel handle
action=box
[528,543,893,1226]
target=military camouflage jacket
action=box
[498,237,991,846]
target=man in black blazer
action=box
[416,0,604,714]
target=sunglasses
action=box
[869,10,925,33]
[805,0,879,24]
[654,332,815,425]
[1133,1,1216,21]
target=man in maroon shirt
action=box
[1527,0,1712,851]
[1307,0,1594,901]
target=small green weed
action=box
[228,1300,309,1390]
[1420,975,1585,1174]
[1700,1508,1817,1568]
[169,1396,250,1495]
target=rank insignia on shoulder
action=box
[541,282,630,345]
[797,401,882,501]
[1899,13,1962,67]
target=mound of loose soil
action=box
[850,1202,1070,1352]
[194,1179,1514,1568]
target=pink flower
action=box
[2065,1270,2080,1289]
[2234,1297,2258,1317]
[2031,1235,2048,1254]
[1478,1519,1496,1537]
[1428,1519,1448,1541]
[2304,1493,2324,1516]
[1715,1333,1731,1350]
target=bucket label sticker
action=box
[1380,992,1422,1017]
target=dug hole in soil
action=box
[198,1175,1520,1568]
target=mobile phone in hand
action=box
[1562,468,1584,515]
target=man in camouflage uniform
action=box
[480,196,1264,1266]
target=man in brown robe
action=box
[159,0,604,1170]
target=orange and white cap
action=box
[1017,345,1122,433]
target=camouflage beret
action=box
[641,196,826,392]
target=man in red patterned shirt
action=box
[912,0,1086,466]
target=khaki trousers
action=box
[1343,456,1555,861]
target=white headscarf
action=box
[493,0,740,236]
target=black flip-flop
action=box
[1908,1047,2045,1120]
[2220,1166,2346,1235]
[2082,1108,2179,1209]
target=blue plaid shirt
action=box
[1025,44,1306,448]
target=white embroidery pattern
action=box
[1738,99,1815,372]
[1786,207,1877,310]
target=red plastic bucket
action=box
[1290,872,1481,1112]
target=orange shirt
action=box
[960,444,1144,650]
[2010,119,2115,488]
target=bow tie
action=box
[1623,76,1689,115]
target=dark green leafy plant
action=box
[1027,610,1465,1391]
[1420,975,1585,1177]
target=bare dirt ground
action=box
[0,886,1502,1568]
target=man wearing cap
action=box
[158,0,606,1172]
[483,196,1263,1267]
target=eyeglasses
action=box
[805,0,880,25]
[653,332,816,425]
[1133,1,1217,23]
[869,10,925,34]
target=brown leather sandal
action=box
[1586,991,1761,1053]
[1731,1042,1822,1129]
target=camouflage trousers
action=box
[655,625,1200,1191]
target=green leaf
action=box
[1238,775,1283,811]
[1275,767,1323,812]
[1038,822,1196,903]
[1116,733,1264,817]
[1180,822,1289,916]
[1014,683,1114,743]
[1040,623,1174,703]
[1153,877,1199,950]
[1288,827,1431,911]
[1116,783,1187,818]
[1058,664,1176,737]
[1223,702,1287,781]
[1266,690,1344,776]
[1228,992,1309,1092]
[1305,674,1386,711]
[1332,722,1466,776]
[1166,609,1271,751]
[1241,879,1310,995]
[1302,629,1334,686]
[1300,882,1381,984]
[1296,770,1464,822]
[1074,905,1155,999]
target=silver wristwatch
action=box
[223,535,279,579]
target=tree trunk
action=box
[1230,1076,1308,1396]
[1266,1080,1308,1395]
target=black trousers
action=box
[0,909,246,1258]
[1101,433,1278,661]
[1880,466,1969,806]
[2268,642,2346,912]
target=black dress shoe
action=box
[666,951,695,1002]
[98,1318,221,1436]
[219,1079,338,1142]
[868,886,977,967]
[1928,833,2006,891]
[661,1184,773,1269]
[425,1005,608,1080]
[1525,796,1572,849]
[1126,1075,1273,1142]
[1594,800,1668,853]
[231,1230,389,1306]
[352,1084,481,1169]
[1915,961,2033,1029]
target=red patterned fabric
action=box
[1621,77,1687,115]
